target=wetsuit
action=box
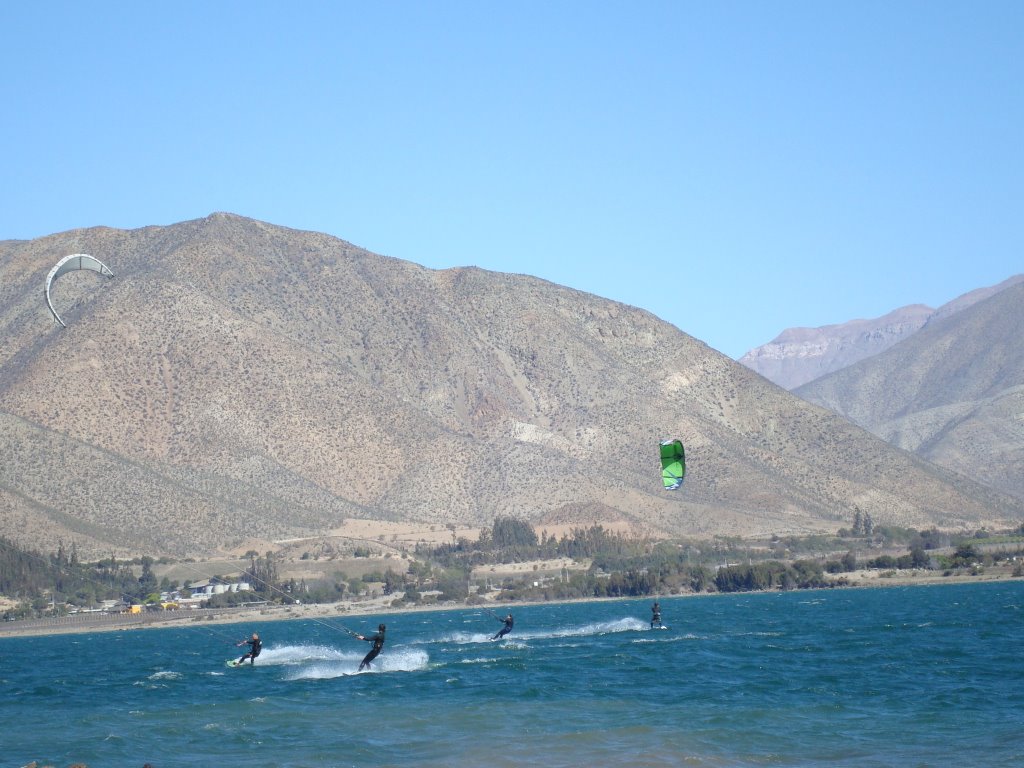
[651,604,661,629]
[238,636,262,665]
[358,629,386,671]
[492,614,513,640]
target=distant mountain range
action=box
[739,275,1024,390]
[794,280,1024,503]
[0,214,1019,558]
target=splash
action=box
[283,648,429,680]
[494,640,528,650]
[248,644,350,666]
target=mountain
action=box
[739,275,1024,390]
[795,281,1024,502]
[0,214,1020,558]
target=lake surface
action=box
[2,580,1022,767]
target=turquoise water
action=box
[2,581,1022,767]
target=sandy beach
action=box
[0,593,441,639]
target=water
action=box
[2,581,1022,767]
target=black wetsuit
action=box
[492,615,513,640]
[359,629,386,671]
[651,605,661,628]
[238,637,262,665]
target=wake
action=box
[439,616,650,644]
[520,616,651,640]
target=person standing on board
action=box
[356,623,387,671]
[651,601,662,629]
[236,632,262,665]
[492,612,514,641]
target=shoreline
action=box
[2,568,1020,640]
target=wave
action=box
[135,669,183,688]
[437,631,500,644]
[631,633,696,644]
[147,670,182,681]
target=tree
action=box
[491,516,538,548]
[402,585,421,603]
[919,528,948,550]
[953,543,979,565]
[137,556,158,597]
[244,551,279,595]
[909,547,930,569]
[688,566,713,593]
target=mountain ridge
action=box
[739,274,1024,390]
[794,281,1024,501]
[1,214,1019,558]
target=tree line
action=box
[5,519,1023,619]
[0,537,164,619]
[413,517,1024,604]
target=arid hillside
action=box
[1,214,1020,557]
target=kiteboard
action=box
[651,625,669,631]
[226,659,246,668]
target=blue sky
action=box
[2,2,1021,358]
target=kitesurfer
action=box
[236,632,262,665]
[651,601,662,629]
[492,612,514,641]
[357,623,387,671]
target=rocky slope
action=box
[1,214,1019,557]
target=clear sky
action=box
[2,2,1021,358]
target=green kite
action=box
[660,439,686,490]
